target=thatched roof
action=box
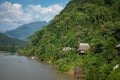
[62,47,73,51]
[78,43,90,51]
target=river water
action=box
[0,53,74,80]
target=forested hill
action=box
[5,21,48,41]
[20,0,120,80]
[0,32,25,52]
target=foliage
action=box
[20,0,120,80]
[107,68,120,80]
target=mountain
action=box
[20,0,120,80]
[5,21,48,41]
[0,32,25,52]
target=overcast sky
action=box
[0,0,69,32]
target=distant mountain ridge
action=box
[5,21,48,41]
[0,32,25,46]
[0,32,25,52]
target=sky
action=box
[0,0,70,32]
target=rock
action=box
[73,66,82,79]
[68,68,74,76]
[47,60,51,64]
[31,56,37,60]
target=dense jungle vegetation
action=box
[19,0,120,80]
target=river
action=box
[0,53,74,80]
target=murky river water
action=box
[0,53,74,80]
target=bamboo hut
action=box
[77,43,90,54]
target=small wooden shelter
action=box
[77,43,90,54]
[62,47,73,51]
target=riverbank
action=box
[29,56,74,77]
[27,55,84,80]
[18,49,85,80]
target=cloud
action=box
[0,1,63,32]
[25,4,63,22]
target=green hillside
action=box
[0,32,25,52]
[5,21,48,41]
[19,0,120,80]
